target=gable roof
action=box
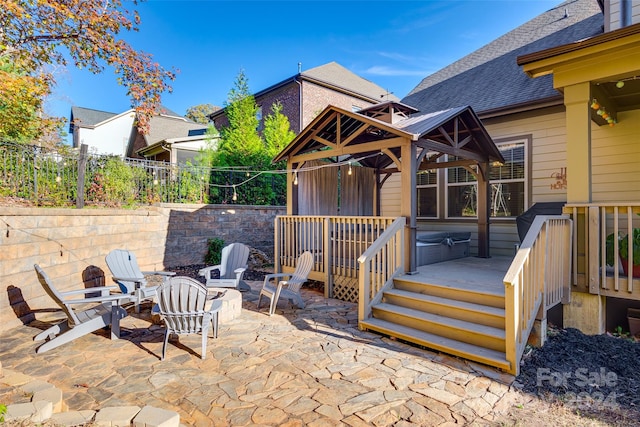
[299,62,400,102]
[211,62,399,122]
[274,103,503,171]
[69,106,123,132]
[402,0,603,116]
[143,115,207,145]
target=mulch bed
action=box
[516,327,640,424]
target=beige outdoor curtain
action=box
[340,164,374,216]
[297,160,339,215]
[297,160,374,216]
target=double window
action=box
[417,137,528,219]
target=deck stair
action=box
[359,274,511,372]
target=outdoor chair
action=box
[199,243,250,291]
[33,264,133,354]
[257,251,314,316]
[105,249,175,312]
[155,276,223,360]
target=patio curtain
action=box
[340,164,374,216]
[297,160,339,215]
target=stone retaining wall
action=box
[0,204,284,333]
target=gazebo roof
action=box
[273,103,504,171]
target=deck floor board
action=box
[398,256,512,296]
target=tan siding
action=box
[485,109,568,204]
[380,173,402,217]
[592,109,640,201]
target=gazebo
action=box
[272,101,504,301]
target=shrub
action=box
[205,238,225,265]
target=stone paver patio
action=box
[0,281,531,426]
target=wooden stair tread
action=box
[373,303,506,340]
[384,288,505,317]
[361,317,510,371]
[394,277,504,298]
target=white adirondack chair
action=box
[199,243,250,290]
[155,276,223,360]
[33,264,133,353]
[257,251,314,316]
[105,249,175,312]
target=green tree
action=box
[263,101,295,158]
[186,103,219,125]
[0,0,175,135]
[216,70,265,167]
[0,57,48,141]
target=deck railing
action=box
[564,203,640,297]
[274,215,396,300]
[357,217,406,322]
[503,215,572,375]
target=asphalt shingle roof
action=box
[70,106,119,127]
[144,115,207,145]
[402,0,603,115]
[302,62,400,102]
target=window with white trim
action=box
[446,138,527,218]
[417,170,438,218]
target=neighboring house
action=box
[209,61,400,134]
[69,106,136,156]
[70,105,212,165]
[126,112,212,165]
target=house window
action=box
[446,138,527,218]
[417,170,438,218]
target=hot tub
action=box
[416,231,471,266]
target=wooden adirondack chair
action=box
[198,243,250,290]
[155,276,223,360]
[105,249,175,312]
[257,251,314,316]
[33,264,133,354]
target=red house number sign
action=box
[550,167,567,190]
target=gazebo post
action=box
[401,141,418,273]
[477,161,491,258]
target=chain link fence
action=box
[0,141,286,207]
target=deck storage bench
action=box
[416,231,471,266]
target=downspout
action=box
[294,64,303,133]
[621,0,631,27]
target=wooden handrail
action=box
[504,214,572,375]
[357,217,406,322]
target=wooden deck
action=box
[397,255,513,295]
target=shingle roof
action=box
[301,62,400,102]
[144,115,207,145]
[70,106,119,128]
[402,0,603,115]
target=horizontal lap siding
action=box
[485,108,568,204]
[381,108,568,257]
[591,110,640,202]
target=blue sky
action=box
[47,0,559,121]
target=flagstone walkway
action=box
[0,281,531,426]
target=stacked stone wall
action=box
[0,204,284,333]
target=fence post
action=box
[33,150,38,204]
[76,144,88,209]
